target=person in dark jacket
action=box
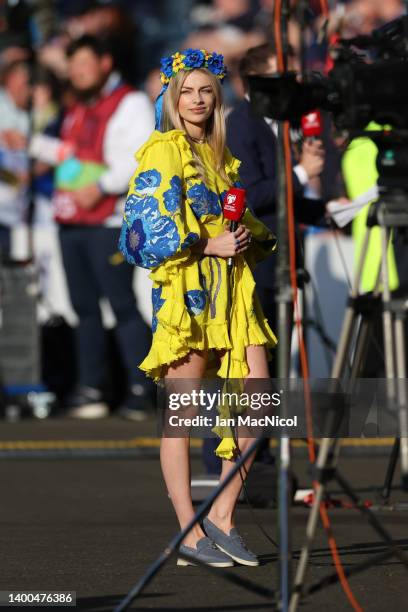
[226,43,327,351]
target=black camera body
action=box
[248,15,408,131]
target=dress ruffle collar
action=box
[135,129,241,182]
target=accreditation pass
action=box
[0,592,76,606]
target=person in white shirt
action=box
[55,35,155,419]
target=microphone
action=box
[223,187,246,269]
[301,109,323,140]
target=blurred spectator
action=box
[0,0,32,58]
[53,35,155,419]
[32,66,62,225]
[0,60,31,258]
[39,1,138,82]
[328,0,391,40]
[144,68,162,105]
[64,1,138,83]
[375,0,405,24]
[185,0,265,67]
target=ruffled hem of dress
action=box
[139,321,231,381]
[139,317,277,381]
[139,318,276,461]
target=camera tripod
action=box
[289,191,408,611]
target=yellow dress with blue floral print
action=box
[119,129,277,457]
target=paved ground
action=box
[0,416,407,611]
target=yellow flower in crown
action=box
[159,48,227,88]
[172,52,186,73]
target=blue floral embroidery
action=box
[184,289,207,316]
[145,214,180,266]
[152,314,159,333]
[119,194,180,268]
[124,194,160,220]
[124,218,147,266]
[187,183,221,218]
[181,232,199,249]
[135,169,161,195]
[151,286,165,333]
[163,175,182,213]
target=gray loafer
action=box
[203,517,259,566]
[177,536,234,567]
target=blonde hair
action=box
[161,68,231,185]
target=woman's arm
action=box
[119,136,202,269]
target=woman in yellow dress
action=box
[119,49,277,567]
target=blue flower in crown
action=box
[159,48,227,86]
[206,52,225,77]
[160,56,173,79]
[183,48,206,69]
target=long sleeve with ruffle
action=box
[119,132,202,274]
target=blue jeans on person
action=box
[59,225,152,393]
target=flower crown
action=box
[159,48,227,87]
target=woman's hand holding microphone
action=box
[194,224,252,258]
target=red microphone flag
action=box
[301,110,323,139]
[223,187,246,225]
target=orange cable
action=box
[320,0,330,18]
[320,505,364,612]
[274,0,284,72]
[273,2,363,610]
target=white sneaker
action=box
[67,402,109,419]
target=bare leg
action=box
[161,350,208,548]
[207,345,269,533]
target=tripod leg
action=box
[350,317,373,380]
[381,438,400,501]
[331,228,372,379]
[290,229,375,611]
[289,438,340,612]
[379,227,398,501]
[332,307,358,378]
[394,315,408,492]
[380,227,396,378]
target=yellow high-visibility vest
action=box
[342,122,399,292]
